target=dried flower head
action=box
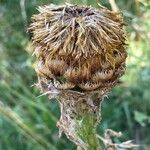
[29,4,128,149]
[29,3,127,93]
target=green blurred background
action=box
[0,0,150,150]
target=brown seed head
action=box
[29,3,127,92]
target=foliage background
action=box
[0,0,150,150]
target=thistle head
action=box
[29,3,127,94]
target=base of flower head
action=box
[57,92,103,150]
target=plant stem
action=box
[57,91,103,150]
[76,112,101,150]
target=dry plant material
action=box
[29,3,128,150]
[98,129,139,150]
[29,3,127,92]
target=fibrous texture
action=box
[29,3,127,150]
[29,3,127,93]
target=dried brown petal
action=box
[29,3,127,92]
[46,60,67,76]
[78,82,102,91]
[55,82,75,90]
[35,61,53,77]
[92,69,114,81]
[64,67,89,83]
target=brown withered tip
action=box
[29,3,127,93]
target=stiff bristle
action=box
[29,3,127,92]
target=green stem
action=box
[76,112,100,150]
